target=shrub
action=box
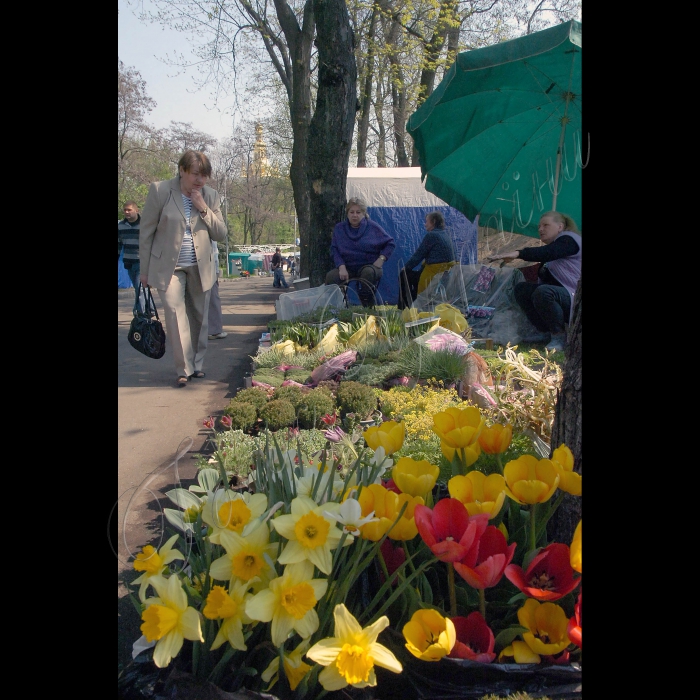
[259,399,297,431]
[272,385,305,409]
[230,388,269,415]
[335,381,378,420]
[284,369,314,384]
[316,379,339,395]
[297,389,336,429]
[222,402,258,431]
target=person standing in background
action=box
[271,247,290,288]
[139,150,227,386]
[208,240,228,340]
[118,201,142,315]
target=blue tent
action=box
[345,167,477,305]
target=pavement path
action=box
[116,274,290,673]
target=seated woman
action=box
[486,210,581,352]
[401,211,457,297]
[325,197,395,307]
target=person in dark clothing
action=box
[486,211,581,352]
[118,201,142,315]
[271,248,289,288]
[325,197,395,307]
[401,211,457,296]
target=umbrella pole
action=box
[551,90,576,212]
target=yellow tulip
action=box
[570,520,582,573]
[478,423,513,454]
[498,640,541,664]
[448,471,507,519]
[432,406,484,448]
[403,609,456,661]
[392,457,439,498]
[363,420,406,455]
[357,484,423,541]
[503,455,560,505]
[440,440,481,468]
[550,444,581,496]
[518,598,571,656]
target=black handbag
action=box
[128,284,166,359]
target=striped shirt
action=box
[118,216,140,269]
[177,195,198,266]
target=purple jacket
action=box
[331,218,396,269]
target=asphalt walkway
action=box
[116,274,290,673]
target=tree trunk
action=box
[305,0,358,288]
[356,4,379,167]
[547,273,582,546]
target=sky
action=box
[118,0,237,142]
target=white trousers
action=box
[158,266,211,378]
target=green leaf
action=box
[494,625,529,650]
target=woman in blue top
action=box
[325,197,395,307]
[402,211,457,295]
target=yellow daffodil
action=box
[550,444,581,496]
[478,423,513,454]
[448,472,507,519]
[202,490,269,544]
[203,577,256,651]
[139,574,204,668]
[518,598,571,657]
[392,457,440,498]
[432,406,484,449]
[132,534,185,602]
[498,640,541,664]
[570,520,581,573]
[245,561,328,646]
[363,420,406,455]
[356,484,423,541]
[272,496,351,575]
[440,440,481,468]
[209,522,278,593]
[503,455,560,505]
[402,608,456,661]
[261,639,313,691]
[306,603,402,690]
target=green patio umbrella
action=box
[407,20,582,239]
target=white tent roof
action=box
[346,167,448,208]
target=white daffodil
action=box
[369,446,394,479]
[295,465,345,503]
[245,561,328,646]
[132,534,186,602]
[140,574,204,668]
[209,522,278,594]
[272,496,352,575]
[203,577,257,651]
[163,468,220,533]
[324,498,378,535]
[306,603,402,690]
[202,489,269,544]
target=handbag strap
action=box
[138,283,160,321]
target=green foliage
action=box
[394,343,465,384]
[259,399,296,431]
[297,389,336,430]
[221,402,258,431]
[335,380,378,419]
[229,388,269,415]
[284,369,314,384]
[344,361,403,386]
[251,345,329,371]
[252,369,285,388]
[272,385,305,408]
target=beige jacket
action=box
[139,176,227,292]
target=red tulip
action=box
[383,478,402,494]
[220,415,233,429]
[453,525,516,589]
[414,498,489,564]
[379,539,406,585]
[448,612,496,663]
[567,588,582,649]
[504,543,580,602]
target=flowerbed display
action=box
[122,402,581,699]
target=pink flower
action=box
[453,525,516,590]
[323,427,346,443]
[203,416,215,430]
[220,415,233,429]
